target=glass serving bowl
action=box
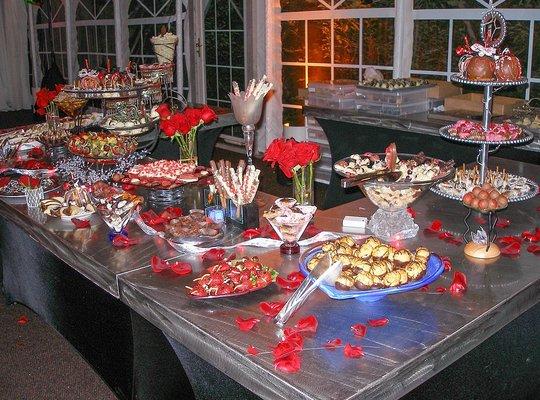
[356,154,454,241]
[264,198,317,254]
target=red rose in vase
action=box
[200,105,217,124]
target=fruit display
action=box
[186,257,278,298]
[447,120,524,142]
[462,183,508,212]
[306,236,430,290]
[67,131,137,160]
[114,160,209,189]
[434,164,536,202]
[358,78,427,90]
[40,186,96,220]
[164,209,222,241]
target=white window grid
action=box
[280,3,396,115]
[204,0,245,108]
[410,0,540,99]
[36,1,68,80]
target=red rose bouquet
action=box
[34,84,64,116]
[156,104,217,163]
[263,138,320,205]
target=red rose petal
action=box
[236,316,260,332]
[351,323,367,338]
[0,177,10,188]
[324,338,342,350]
[526,244,540,254]
[140,210,167,227]
[17,315,29,325]
[247,345,259,356]
[112,234,139,248]
[495,218,510,229]
[71,218,91,229]
[305,224,322,237]
[367,317,389,327]
[273,340,298,359]
[276,276,301,291]
[449,271,467,295]
[498,236,522,245]
[274,352,301,373]
[259,301,285,317]
[406,206,416,218]
[344,343,364,358]
[170,261,192,276]
[151,255,169,273]
[160,206,183,221]
[425,219,442,233]
[441,256,452,272]
[287,271,305,283]
[242,228,261,240]
[521,229,540,243]
[202,248,225,262]
[500,241,521,257]
[435,286,446,293]
[282,328,304,349]
[420,285,430,292]
[294,315,318,333]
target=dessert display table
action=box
[304,106,540,209]
[0,157,538,400]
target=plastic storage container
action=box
[307,80,359,111]
[356,85,430,116]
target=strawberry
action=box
[190,285,207,297]
[216,283,234,295]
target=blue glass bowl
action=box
[298,245,444,301]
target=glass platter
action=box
[299,244,444,301]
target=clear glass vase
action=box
[25,187,44,208]
[177,129,198,164]
[292,163,314,206]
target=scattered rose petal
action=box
[474,216,487,225]
[276,276,301,291]
[247,345,259,356]
[140,210,166,226]
[344,343,364,358]
[170,261,192,276]
[425,219,442,233]
[500,241,521,257]
[498,236,522,245]
[287,271,305,283]
[0,177,10,188]
[202,248,225,262]
[305,224,322,237]
[259,301,285,317]
[151,255,169,273]
[367,318,389,328]
[495,218,511,229]
[242,228,261,240]
[521,229,540,243]
[273,340,299,359]
[112,234,138,248]
[406,207,416,218]
[351,323,367,338]
[236,316,260,332]
[71,218,90,229]
[526,244,540,254]
[441,256,452,272]
[274,353,301,373]
[420,285,430,292]
[17,315,29,325]
[324,338,342,350]
[259,224,280,240]
[294,315,318,333]
[449,271,467,295]
[282,328,304,349]
[435,286,446,293]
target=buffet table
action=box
[1,158,539,400]
[304,106,540,209]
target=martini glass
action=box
[54,97,88,128]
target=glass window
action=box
[280,0,328,13]
[282,21,305,63]
[36,0,68,79]
[363,18,394,66]
[412,20,449,72]
[334,19,360,65]
[338,0,395,8]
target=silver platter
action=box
[430,176,538,203]
[450,74,528,87]
[98,119,155,137]
[439,124,534,146]
[63,83,154,99]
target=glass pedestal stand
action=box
[242,125,255,165]
[463,207,502,259]
[367,208,419,241]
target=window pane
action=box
[363,19,394,66]
[215,0,229,30]
[334,67,359,81]
[280,0,327,12]
[504,20,530,76]
[218,67,231,101]
[498,0,540,8]
[205,0,216,30]
[206,66,217,99]
[206,32,217,65]
[308,20,331,63]
[230,0,243,30]
[231,68,245,90]
[414,0,478,8]
[533,21,540,78]
[412,20,449,71]
[334,19,360,65]
[282,65,305,105]
[282,21,305,62]
[217,32,230,65]
[283,108,304,126]
[308,66,331,84]
[338,0,394,8]
[230,32,244,67]
[451,20,480,71]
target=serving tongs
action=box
[274,254,342,326]
[340,170,402,189]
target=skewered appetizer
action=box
[68,131,137,159]
[209,159,260,209]
[307,236,429,290]
[359,78,427,90]
[462,183,508,212]
[187,257,278,297]
[165,209,222,239]
[447,120,523,142]
[436,164,534,201]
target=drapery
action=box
[0,1,33,111]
